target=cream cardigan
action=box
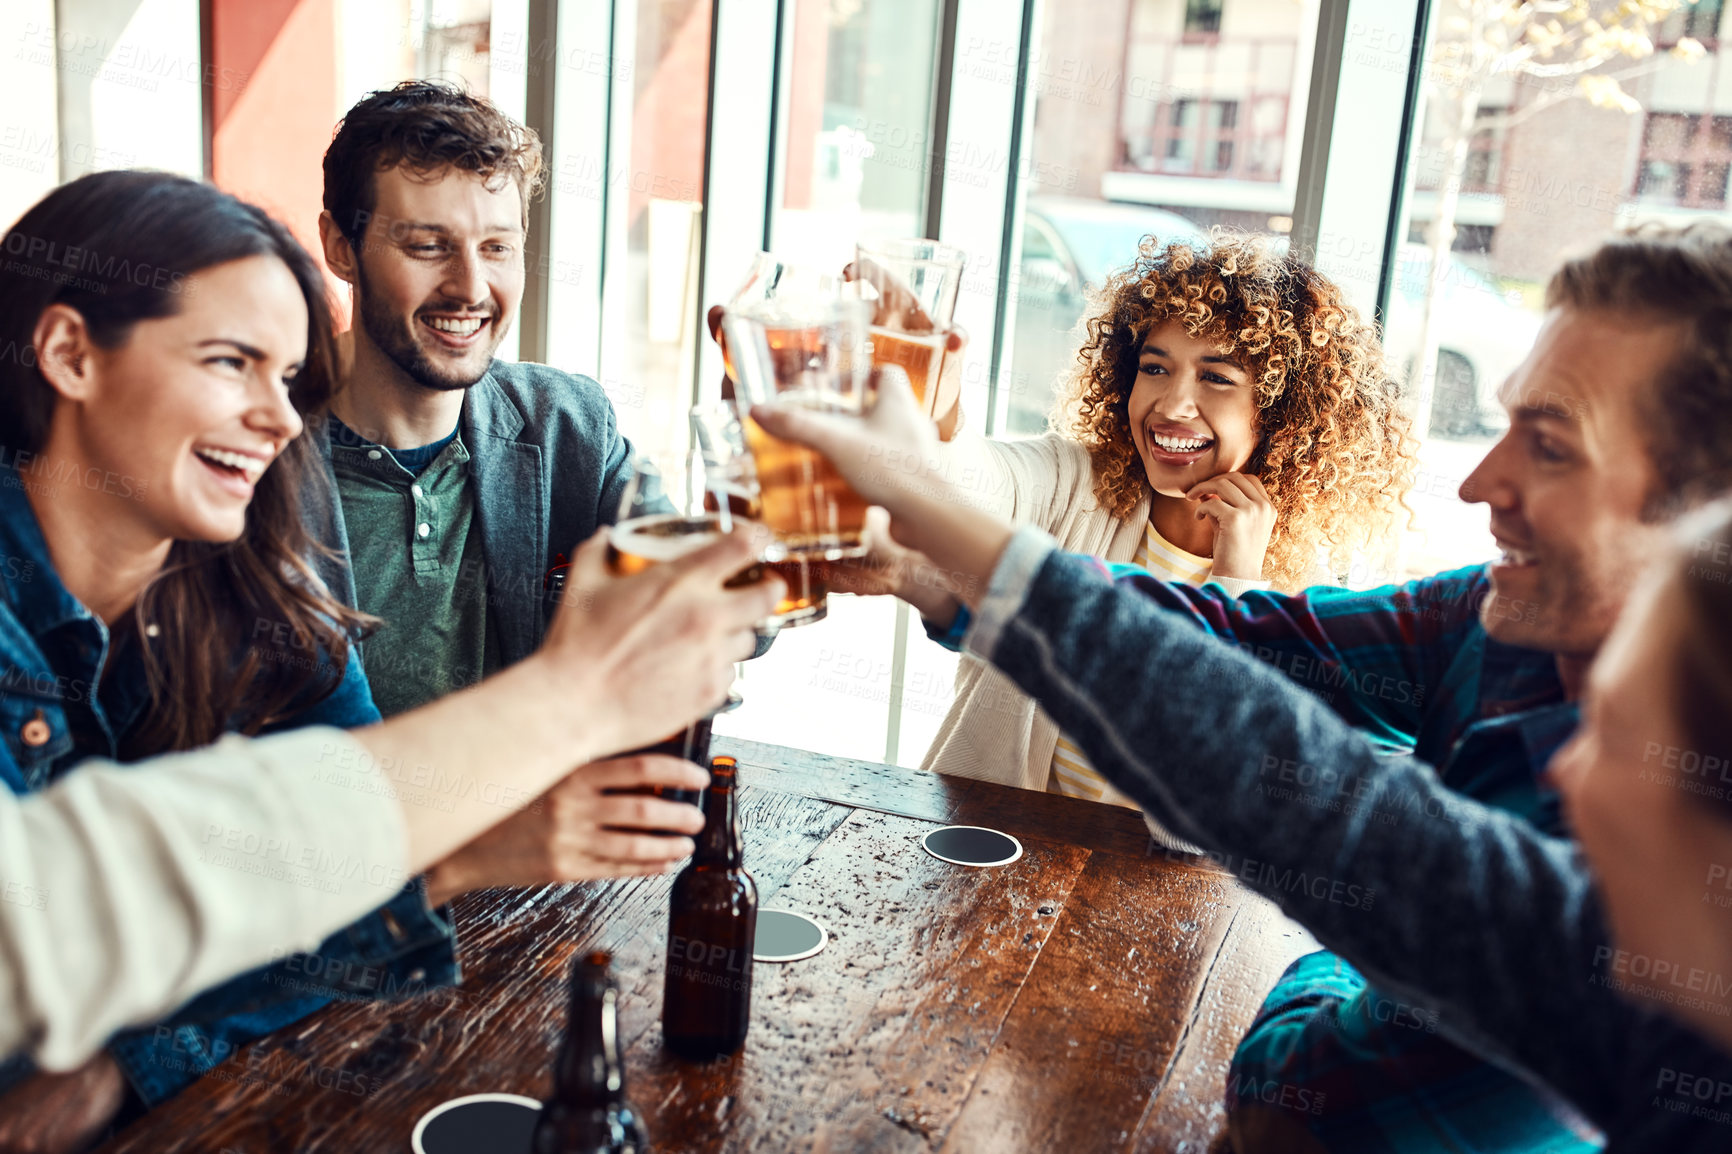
[920,432,1264,793]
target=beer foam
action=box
[610,514,724,562]
[759,387,864,415]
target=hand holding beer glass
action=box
[605,455,779,829]
[850,239,968,441]
[720,298,876,561]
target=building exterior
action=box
[1026,0,1732,286]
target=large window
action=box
[1004,0,1318,437]
[26,0,1700,767]
[606,0,714,472]
[1384,0,1732,580]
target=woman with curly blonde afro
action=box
[885,230,1416,842]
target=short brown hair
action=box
[323,80,545,245]
[1057,231,1416,591]
[1545,223,1732,518]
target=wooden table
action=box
[99,738,1312,1154]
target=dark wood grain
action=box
[626,807,1090,1152]
[1135,898,1316,1154]
[98,785,849,1154]
[95,745,1295,1154]
[937,852,1245,1153]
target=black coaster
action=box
[921,826,1023,868]
[412,1093,540,1154]
[754,908,828,962]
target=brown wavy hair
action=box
[323,80,546,246]
[0,171,373,754]
[1057,231,1415,591]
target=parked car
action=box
[1382,244,1542,440]
[1005,197,1207,434]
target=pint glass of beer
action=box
[720,298,873,560]
[692,402,829,628]
[715,253,842,393]
[853,239,966,437]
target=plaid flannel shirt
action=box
[938,561,1598,1150]
[938,563,1574,831]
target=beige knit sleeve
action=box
[946,433,1080,528]
[0,728,406,1070]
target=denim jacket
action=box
[0,462,445,1106]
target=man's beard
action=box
[1484,542,1622,658]
[356,265,496,393]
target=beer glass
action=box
[716,253,843,397]
[606,456,761,828]
[607,453,767,580]
[853,238,966,435]
[720,298,874,560]
[691,402,828,628]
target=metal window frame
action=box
[1291,0,1434,324]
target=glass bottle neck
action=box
[693,781,742,867]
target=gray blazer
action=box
[308,360,638,670]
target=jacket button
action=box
[20,711,50,748]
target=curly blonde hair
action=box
[1057,231,1416,591]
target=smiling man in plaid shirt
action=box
[1105,229,1732,1152]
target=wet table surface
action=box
[98,737,1313,1154]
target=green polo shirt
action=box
[329,419,500,718]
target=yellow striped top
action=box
[1047,519,1213,806]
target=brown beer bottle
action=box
[532,951,648,1154]
[662,756,757,1060]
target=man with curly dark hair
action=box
[308,80,709,891]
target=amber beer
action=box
[740,399,870,558]
[870,327,948,419]
[533,951,648,1153]
[703,486,827,624]
[662,756,757,1060]
[723,302,873,558]
[607,513,758,579]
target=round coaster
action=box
[921,826,1023,868]
[412,1093,541,1154]
[754,908,829,962]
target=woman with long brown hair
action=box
[0,170,390,1147]
[893,232,1415,836]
